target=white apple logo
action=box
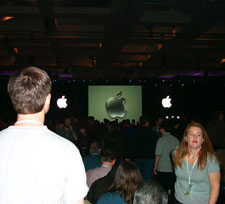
[106,91,126,118]
[162,96,172,108]
[57,95,68,109]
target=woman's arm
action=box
[208,171,220,204]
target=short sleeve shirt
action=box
[155,133,180,172]
[0,126,89,204]
[175,155,220,204]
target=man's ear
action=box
[43,93,51,113]
[45,94,51,105]
[112,159,116,166]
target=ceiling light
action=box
[221,58,225,64]
[13,48,18,54]
[1,16,13,22]
[172,28,176,37]
[157,43,163,50]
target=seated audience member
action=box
[133,180,168,204]
[87,165,118,204]
[83,141,101,172]
[86,149,116,188]
[96,160,143,204]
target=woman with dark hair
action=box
[173,121,220,204]
[96,160,143,204]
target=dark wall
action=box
[47,82,88,121]
[1,78,225,123]
[0,81,16,122]
[142,80,224,123]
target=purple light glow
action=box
[208,71,225,77]
[159,74,175,79]
[0,70,16,76]
[58,74,73,78]
[192,72,204,76]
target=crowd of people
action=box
[0,66,225,204]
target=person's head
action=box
[7,67,51,114]
[155,115,163,127]
[88,116,95,122]
[139,116,150,127]
[100,149,116,165]
[109,160,143,204]
[89,141,101,154]
[159,120,172,134]
[103,118,109,124]
[64,118,71,127]
[213,110,224,121]
[87,116,95,126]
[173,121,216,170]
[133,180,168,204]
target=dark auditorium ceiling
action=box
[0,0,225,80]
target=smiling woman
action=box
[172,121,220,204]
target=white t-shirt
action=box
[0,125,88,204]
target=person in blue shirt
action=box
[82,141,101,172]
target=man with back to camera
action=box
[153,120,180,194]
[86,149,116,188]
[0,67,88,204]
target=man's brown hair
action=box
[7,67,52,114]
[100,149,116,163]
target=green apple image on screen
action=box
[105,91,126,118]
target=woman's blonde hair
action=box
[173,121,216,170]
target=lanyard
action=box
[184,157,198,195]
[186,157,198,184]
